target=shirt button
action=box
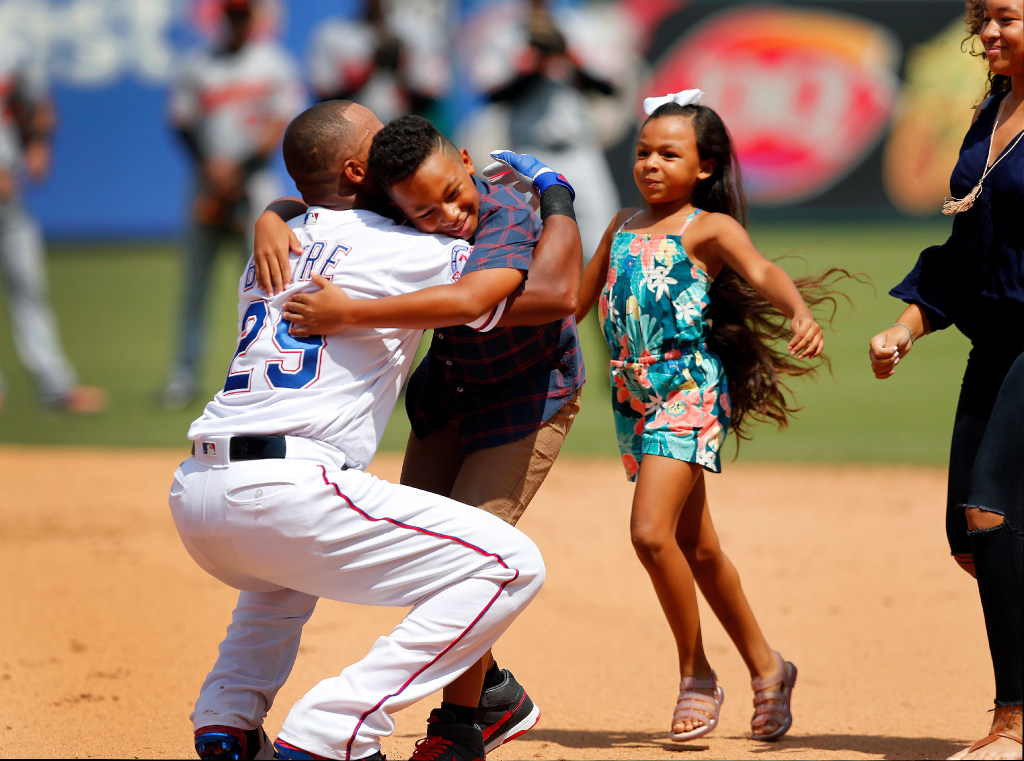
[445,360,453,366]
[456,386,463,393]
[436,332,445,340]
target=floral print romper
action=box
[598,209,730,480]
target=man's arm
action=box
[283,267,524,336]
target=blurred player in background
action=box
[306,0,452,130]
[160,0,305,410]
[0,46,106,413]
[479,0,623,262]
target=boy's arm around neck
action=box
[253,197,308,295]
[284,268,524,335]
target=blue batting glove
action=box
[483,149,575,201]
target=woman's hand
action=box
[789,313,824,359]
[283,274,350,337]
[254,210,302,295]
[868,324,914,379]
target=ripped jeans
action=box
[946,341,1023,706]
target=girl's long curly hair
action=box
[963,0,1013,100]
[645,102,859,440]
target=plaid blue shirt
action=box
[405,177,585,454]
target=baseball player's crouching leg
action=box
[170,458,544,760]
[272,473,546,760]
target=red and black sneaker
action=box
[410,708,485,761]
[477,669,540,753]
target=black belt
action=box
[191,435,287,460]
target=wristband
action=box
[539,185,576,222]
[890,322,914,348]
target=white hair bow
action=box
[642,89,704,115]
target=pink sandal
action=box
[669,671,724,742]
[751,651,797,741]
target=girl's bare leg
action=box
[631,456,713,734]
[675,467,788,737]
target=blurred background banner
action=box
[3,0,980,241]
[613,0,986,219]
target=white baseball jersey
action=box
[167,39,305,162]
[188,206,503,469]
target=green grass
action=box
[0,218,967,464]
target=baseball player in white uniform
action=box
[161,0,306,409]
[170,101,541,761]
[0,45,106,413]
[306,0,451,125]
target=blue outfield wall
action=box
[7,0,972,241]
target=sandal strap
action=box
[749,653,797,740]
[752,703,789,728]
[751,651,786,692]
[968,731,1023,752]
[753,700,788,717]
[679,671,718,692]
[675,671,720,722]
[673,692,719,721]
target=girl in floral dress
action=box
[576,91,846,744]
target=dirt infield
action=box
[0,445,994,760]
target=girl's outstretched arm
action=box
[703,214,823,358]
[575,210,631,324]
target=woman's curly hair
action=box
[963,0,1012,100]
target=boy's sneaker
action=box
[194,726,274,760]
[477,669,541,753]
[409,708,485,761]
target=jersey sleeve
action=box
[379,228,507,333]
[464,298,507,332]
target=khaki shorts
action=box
[400,390,582,525]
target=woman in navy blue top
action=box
[869,1,1022,757]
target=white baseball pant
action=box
[0,194,78,404]
[169,439,545,761]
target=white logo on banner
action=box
[0,0,177,86]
